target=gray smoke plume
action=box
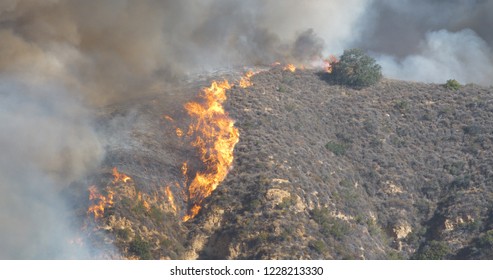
[357,0,493,85]
[0,76,104,258]
[376,29,493,85]
[1,0,492,259]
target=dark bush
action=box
[414,240,450,260]
[325,141,349,156]
[129,235,152,260]
[309,240,327,254]
[332,48,382,88]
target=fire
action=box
[181,79,239,221]
[182,204,201,222]
[137,192,151,212]
[87,185,114,220]
[163,115,174,122]
[323,55,338,73]
[112,167,131,184]
[181,162,188,187]
[165,186,177,213]
[239,70,254,88]
[176,128,184,137]
[284,64,296,72]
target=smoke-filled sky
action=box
[0,0,491,259]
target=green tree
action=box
[444,79,461,90]
[332,48,382,88]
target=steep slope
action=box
[185,68,493,259]
[77,67,493,259]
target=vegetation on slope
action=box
[79,66,493,260]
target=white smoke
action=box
[377,29,493,85]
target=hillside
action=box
[76,67,493,259]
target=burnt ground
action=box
[74,67,493,259]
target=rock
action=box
[266,188,291,207]
[393,221,412,240]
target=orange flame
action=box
[163,115,174,122]
[182,80,239,221]
[165,186,177,213]
[137,192,150,212]
[239,70,254,88]
[323,55,338,73]
[181,162,189,187]
[112,167,131,184]
[176,128,184,137]
[87,185,114,220]
[284,64,296,72]
[182,204,201,222]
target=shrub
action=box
[129,235,152,260]
[444,79,461,90]
[325,141,349,156]
[309,240,326,254]
[477,230,493,248]
[414,240,450,260]
[311,207,350,240]
[115,227,132,241]
[332,48,382,88]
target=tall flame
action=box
[182,80,239,221]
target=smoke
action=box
[0,77,104,258]
[1,0,491,259]
[376,29,493,85]
[357,0,493,85]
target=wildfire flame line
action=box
[112,167,131,184]
[181,78,244,221]
[87,185,114,220]
[239,70,254,88]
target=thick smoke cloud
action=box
[377,29,493,85]
[358,0,493,85]
[0,0,369,104]
[1,0,491,259]
[0,77,103,258]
